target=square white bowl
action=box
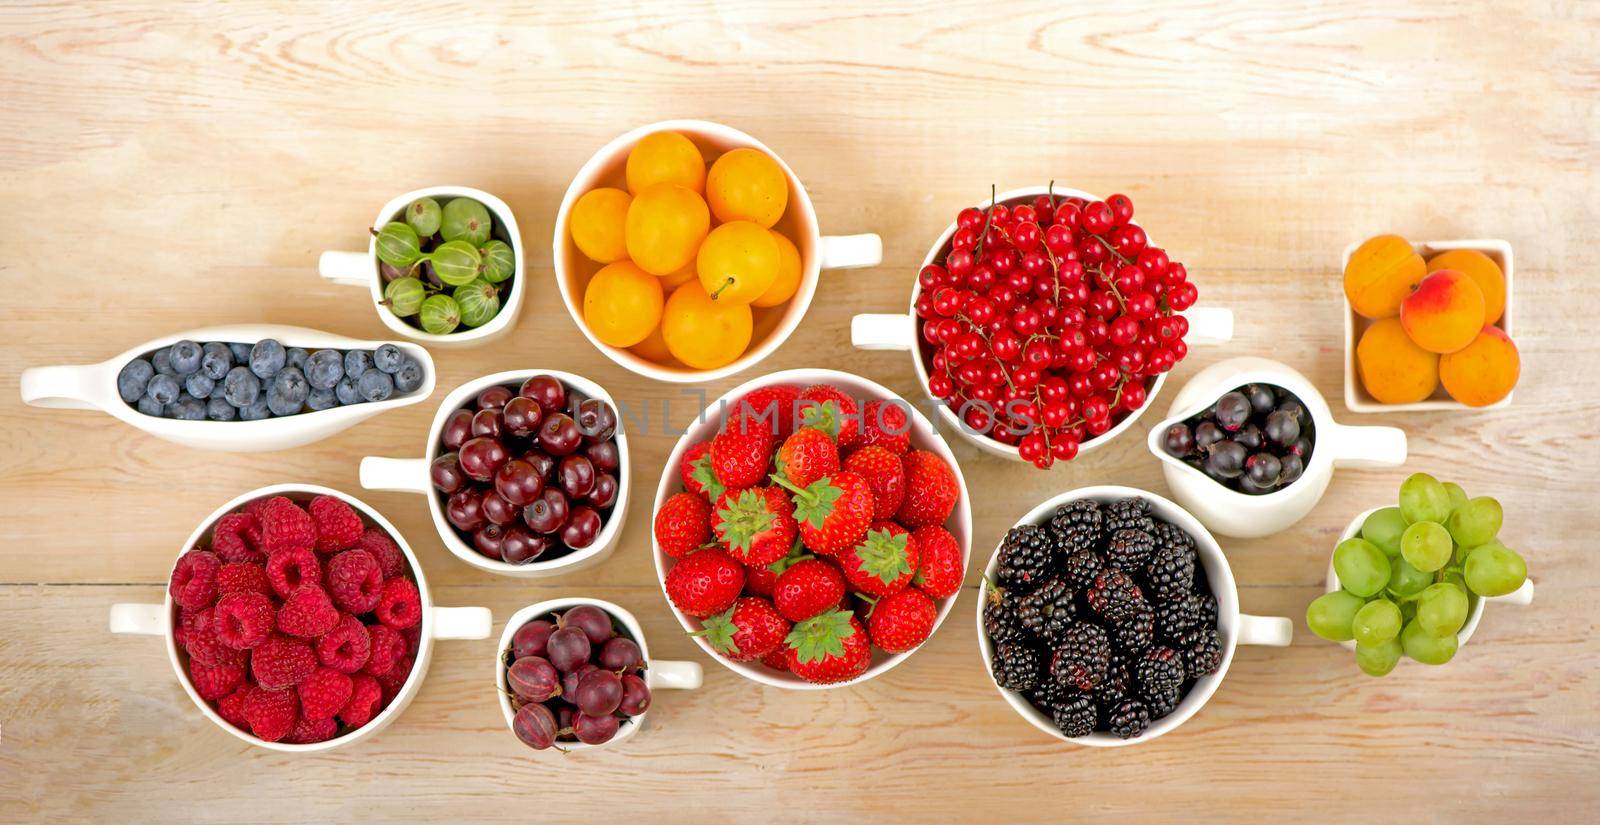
[1342,238,1514,413]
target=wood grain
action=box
[1,1,1597,822]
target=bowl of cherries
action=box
[1148,357,1406,538]
[853,185,1233,468]
[360,371,627,577]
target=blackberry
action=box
[997,525,1055,590]
[1087,568,1146,625]
[982,584,1025,647]
[1104,497,1155,535]
[1143,542,1196,601]
[1061,547,1104,589]
[1017,577,1076,640]
[1048,499,1103,554]
[1093,651,1133,710]
[1155,592,1207,640]
[1146,688,1180,719]
[1105,528,1156,571]
[1026,676,1072,712]
[1135,646,1186,699]
[1050,692,1098,738]
[1107,699,1151,739]
[1152,521,1194,553]
[1113,605,1155,654]
[1179,628,1223,677]
[992,642,1041,692]
[1049,621,1111,690]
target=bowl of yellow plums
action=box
[554,120,883,383]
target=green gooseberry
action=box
[454,278,501,328]
[383,277,426,318]
[479,239,515,283]
[406,197,442,237]
[441,197,493,245]
[427,240,482,287]
[419,294,461,335]
[375,221,422,267]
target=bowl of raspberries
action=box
[109,485,493,750]
[651,369,971,689]
[977,487,1291,744]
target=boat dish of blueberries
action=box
[428,375,621,565]
[1160,384,1314,495]
[118,339,426,421]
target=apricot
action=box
[1427,249,1505,324]
[1440,326,1519,406]
[1400,270,1486,353]
[1345,234,1425,319]
[1357,318,1440,404]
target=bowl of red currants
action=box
[1147,357,1407,539]
[360,370,628,577]
[498,598,702,751]
[853,185,1233,468]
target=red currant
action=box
[1084,318,1109,345]
[1113,264,1144,294]
[919,265,946,291]
[1040,378,1070,404]
[988,204,1010,224]
[1162,261,1188,287]
[1125,291,1157,319]
[1068,372,1094,398]
[1053,202,1081,230]
[1011,221,1041,251]
[1167,282,1198,311]
[1109,224,1147,256]
[1011,204,1037,225]
[951,227,978,252]
[1050,437,1078,462]
[1043,223,1074,256]
[1079,237,1109,264]
[990,330,1021,362]
[1011,366,1041,390]
[1012,309,1042,336]
[1032,195,1054,218]
[1081,201,1114,234]
[987,248,1017,275]
[1091,362,1119,390]
[1109,316,1140,347]
[967,264,996,292]
[1116,346,1145,373]
[1067,346,1096,373]
[1041,402,1070,429]
[1085,414,1112,436]
[966,296,996,325]
[1120,380,1148,412]
[928,374,953,399]
[1106,193,1134,225]
[1136,247,1170,280]
[1087,290,1118,319]
[946,249,974,278]
[915,294,936,319]
[1081,395,1110,422]
[1017,432,1046,464]
[957,207,985,231]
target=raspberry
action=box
[259,497,317,556]
[251,633,317,690]
[309,495,363,554]
[187,654,245,700]
[339,674,383,728]
[401,624,421,655]
[316,614,372,674]
[375,579,421,629]
[174,606,204,649]
[212,512,264,564]
[182,608,237,667]
[215,562,271,598]
[265,546,321,598]
[355,527,406,579]
[364,624,405,677]
[169,549,220,609]
[243,687,300,742]
[276,585,340,638]
[297,666,354,721]
[216,684,253,728]
[242,497,272,519]
[284,715,337,744]
[375,658,412,702]
[213,591,275,649]
[325,550,383,614]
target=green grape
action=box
[1307,590,1365,642]
[1361,507,1408,558]
[1387,557,1432,598]
[419,294,461,335]
[406,197,442,237]
[1333,538,1390,598]
[1401,617,1458,665]
[383,276,426,317]
[1355,637,1403,677]
[1446,496,1502,548]
[1416,582,1469,638]
[1400,521,1452,572]
[441,197,493,245]
[454,278,501,328]
[479,239,515,283]
[1464,542,1527,597]
[1443,481,1469,513]
[1352,598,1402,646]
[1398,472,1452,524]
[375,221,422,267]
[427,240,482,286]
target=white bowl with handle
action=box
[19,324,434,453]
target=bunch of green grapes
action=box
[1306,472,1527,676]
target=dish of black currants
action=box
[1161,384,1313,495]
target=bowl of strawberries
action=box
[651,368,971,689]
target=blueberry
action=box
[250,339,286,379]
[146,374,181,406]
[152,347,176,375]
[286,347,309,372]
[136,395,165,417]
[373,343,406,374]
[306,387,338,411]
[358,369,394,402]
[267,367,310,416]
[306,349,344,390]
[200,343,234,380]
[239,399,272,421]
[228,342,253,364]
[169,394,206,421]
[118,359,155,403]
[170,340,203,375]
[335,376,362,406]
[206,397,238,421]
[392,358,425,394]
[223,366,261,407]
[343,349,373,378]
[184,373,215,400]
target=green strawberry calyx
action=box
[771,473,841,529]
[785,608,856,665]
[689,452,726,501]
[693,603,744,656]
[853,528,912,585]
[714,489,777,556]
[798,399,843,440]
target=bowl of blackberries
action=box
[1147,357,1407,539]
[977,487,1292,746]
[360,371,628,577]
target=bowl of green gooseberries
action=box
[1309,472,1533,676]
[375,194,517,336]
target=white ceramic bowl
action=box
[1343,238,1514,412]
[554,119,883,383]
[977,486,1292,746]
[107,484,493,752]
[360,370,629,578]
[19,324,435,453]
[852,185,1234,463]
[318,185,526,348]
[496,597,702,751]
[1148,357,1408,538]
[651,368,973,689]
[1325,506,1535,654]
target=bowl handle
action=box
[20,364,105,411]
[359,456,431,494]
[1325,423,1408,469]
[851,314,915,351]
[818,234,883,270]
[1236,613,1293,647]
[429,606,493,640]
[1489,577,1535,607]
[318,250,372,287]
[645,660,704,690]
[110,603,167,635]
[1184,306,1234,345]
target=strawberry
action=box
[734,384,801,440]
[839,522,919,597]
[859,399,912,455]
[842,445,905,521]
[745,541,803,597]
[775,427,839,488]
[896,450,959,528]
[910,524,964,599]
[654,492,712,559]
[759,646,790,672]
[695,597,791,662]
[785,610,870,685]
[773,558,847,622]
[797,384,861,450]
[775,471,875,556]
[664,547,746,618]
[679,441,724,501]
[867,588,937,653]
[709,413,774,490]
[710,487,797,566]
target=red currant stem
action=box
[974,184,997,260]
[1047,180,1057,214]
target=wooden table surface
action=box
[2,2,1597,822]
